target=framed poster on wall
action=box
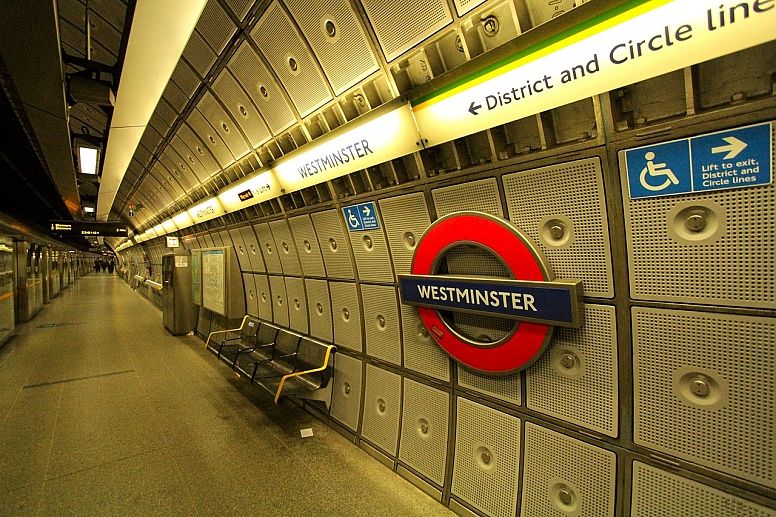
[191,249,202,306]
[201,249,226,315]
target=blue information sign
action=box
[625,122,772,199]
[343,202,380,231]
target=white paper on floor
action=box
[300,428,314,438]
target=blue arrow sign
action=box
[343,202,380,231]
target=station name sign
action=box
[50,220,128,237]
[399,275,583,328]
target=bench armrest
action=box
[273,345,335,404]
[205,315,250,349]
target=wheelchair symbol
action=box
[347,209,360,228]
[640,151,680,191]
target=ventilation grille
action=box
[360,0,453,62]
[163,81,188,114]
[171,60,199,97]
[155,99,177,128]
[243,273,258,317]
[306,279,332,342]
[251,2,332,117]
[228,42,296,136]
[170,133,211,182]
[329,281,362,352]
[187,108,234,169]
[632,462,776,517]
[526,304,618,437]
[633,307,775,487]
[522,423,617,517]
[458,365,521,406]
[182,30,216,77]
[289,215,326,277]
[349,226,394,283]
[195,0,235,54]
[379,193,431,276]
[311,210,354,279]
[453,0,487,16]
[212,70,272,149]
[254,274,272,320]
[361,364,402,456]
[285,277,308,334]
[361,284,401,366]
[283,0,379,95]
[240,226,266,273]
[197,91,250,161]
[254,223,283,274]
[268,275,289,327]
[330,353,363,431]
[229,228,249,271]
[432,178,504,218]
[399,378,449,486]
[269,220,301,276]
[452,397,521,517]
[401,304,450,382]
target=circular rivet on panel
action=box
[456,35,464,52]
[481,451,491,464]
[282,242,289,253]
[482,15,500,36]
[316,303,323,315]
[403,232,416,250]
[304,240,311,252]
[262,292,267,301]
[266,243,272,253]
[294,298,300,309]
[363,235,373,250]
[249,289,255,299]
[376,315,386,329]
[222,122,229,132]
[329,238,337,251]
[209,135,216,144]
[685,214,707,232]
[475,445,495,471]
[691,378,710,397]
[344,382,351,395]
[377,399,386,414]
[342,308,350,321]
[560,354,575,369]
[325,20,336,38]
[239,105,247,117]
[188,156,195,164]
[277,295,283,305]
[259,85,268,97]
[550,225,564,240]
[288,57,298,72]
[239,245,244,253]
[558,489,572,506]
[418,418,429,436]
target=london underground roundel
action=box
[398,211,584,374]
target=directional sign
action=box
[343,202,380,232]
[625,122,772,199]
[50,220,128,237]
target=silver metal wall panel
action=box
[228,228,250,272]
[222,0,252,21]
[186,108,235,169]
[182,30,216,78]
[253,222,283,274]
[378,193,431,276]
[197,306,211,336]
[400,304,450,382]
[268,219,302,276]
[453,0,487,16]
[361,284,401,366]
[197,91,250,161]
[212,69,272,149]
[171,59,199,98]
[348,217,393,283]
[311,210,354,280]
[288,215,326,278]
[451,397,521,517]
[269,275,289,327]
[240,226,266,273]
[170,133,211,182]
[285,276,308,334]
[243,273,258,317]
[163,80,189,114]
[633,307,775,487]
[621,142,775,308]
[432,178,503,218]
[254,274,273,320]
[155,98,178,128]
[283,0,379,95]
[159,152,197,192]
[329,281,362,352]
[503,157,614,298]
[526,304,618,437]
[210,232,223,246]
[306,278,332,342]
[398,378,449,486]
[176,122,222,176]
[522,423,617,517]
[196,0,236,54]
[631,462,776,517]
[218,230,232,248]
[360,0,452,62]
[361,364,402,456]
[227,42,296,136]
[251,2,333,118]
[330,353,363,431]
[458,366,521,406]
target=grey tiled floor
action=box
[0,274,455,516]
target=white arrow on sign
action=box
[362,205,371,217]
[711,136,747,159]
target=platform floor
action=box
[0,274,454,516]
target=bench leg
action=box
[293,381,333,410]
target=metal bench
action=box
[204,315,262,366]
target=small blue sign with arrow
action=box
[343,202,380,232]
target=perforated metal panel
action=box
[240,226,266,273]
[268,220,302,276]
[289,215,326,277]
[163,80,188,114]
[361,364,402,456]
[254,274,272,320]
[269,275,289,327]
[195,0,235,54]
[174,124,222,177]
[329,281,362,352]
[330,353,363,431]
[171,60,199,97]
[458,366,521,406]
[197,91,250,161]
[451,397,521,517]
[311,210,354,279]
[621,131,775,307]
[197,306,211,336]
[212,69,272,149]
[503,157,614,298]
[227,42,296,135]
[526,304,618,436]
[633,307,775,487]
[432,178,503,218]
[349,218,393,283]
[360,0,452,62]
[169,134,211,182]
[306,279,332,342]
[283,0,379,95]
[379,193,431,276]
[401,304,450,382]
[361,284,401,366]
[285,277,308,334]
[229,228,250,272]
[222,0,252,21]
[209,232,223,247]
[160,151,197,191]
[243,273,258,317]
[454,0,487,16]
[522,423,617,517]
[253,222,282,274]
[187,108,234,169]
[632,462,776,517]
[251,2,333,117]
[182,30,216,77]
[398,378,449,486]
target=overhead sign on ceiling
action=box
[411,0,776,146]
[50,221,128,237]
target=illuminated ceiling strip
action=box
[412,0,662,110]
